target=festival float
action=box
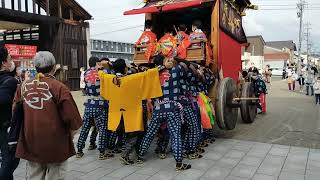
[124,0,259,130]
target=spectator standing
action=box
[313,76,320,105]
[297,74,305,93]
[80,67,86,95]
[248,62,258,73]
[287,70,295,91]
[263,65,272,84]
[0,46,19,180]
[305,69,315,96]
[14,51,82,180]
[282,68,287,79]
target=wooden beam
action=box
[69,9,73,20]
[18,0,21,11]
[20,30,23,40]
[0,7,59,24]
[57,0,62,18]
[25,0,28,12]
[1,0,5,8]
[46,0,50,15]
[38,1,41,15]
[11,0,15,10]
[32,0,36,13]
[29,28,32,40]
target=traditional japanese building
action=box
[0,0,92,90]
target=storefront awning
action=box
[124,0,213,15]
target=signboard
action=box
[71,48,78,69]
[5,44,37,58]
[219,0,247,43]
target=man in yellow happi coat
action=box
[98,60,162,133]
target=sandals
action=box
[120,156,134,165]
[136,157,144,164]
[176,163,192,171]
[98,152,114,160]
[197,148,205,154]
[76,152,84,158]
[159,153,166,159]
[199,142,208,148]
[111,149,122,154]
[182,152,188,158]
[209,138,216,144]
[204,139,211,144]
[188,152,203,160]
[88,144,97,150]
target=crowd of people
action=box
[285,66,320,105]
[0,38,217,179]
[136,20,212,63]
[76,54,216,170]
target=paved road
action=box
[72,77,320,149]
[214,78,320,149]
[11,77,320,180]
[14,139,320,180]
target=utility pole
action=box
[297,0,307,74]
[304,23,312,68]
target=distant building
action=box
[264,46,289,70]
[90,39,135,62]
[265,41,296,64]
[242,35,266,71]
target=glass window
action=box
[115,43,119,52]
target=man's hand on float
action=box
[157,65,165,71]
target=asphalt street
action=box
[214,77,320,149]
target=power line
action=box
[92,19,133,25]
[91,25,144,37]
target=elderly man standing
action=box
[14,51,82,180]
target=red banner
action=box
[5,44,37,58]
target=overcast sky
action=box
[76,0,320,53]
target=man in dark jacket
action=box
[0,46,19,180]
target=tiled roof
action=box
[266,41,297,51]
[264,53,290,61]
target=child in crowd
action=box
[252,69,267,113]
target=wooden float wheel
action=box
[240,82,257,123]
[216,77,238,130]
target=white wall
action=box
[244,56,264,71]
[264,60,286,70]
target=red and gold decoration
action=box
[219,0,247,43]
